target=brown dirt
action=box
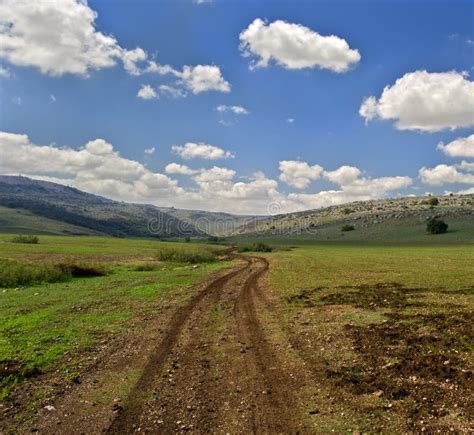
[5,255,310,434]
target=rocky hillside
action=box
[233,194,474,242]
[0,176,202,237]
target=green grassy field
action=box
[263,244,473,432]
[0,235,228,400]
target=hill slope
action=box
[0,176,202,237]
[233,195,474,243]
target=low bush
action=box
[341,224,355,232]
[0,259,67,288]
[424,197,439,207]
[0,259,106,288]
[11,235,39,244]
[238,242,273,253]
[427,218,448,234]
[156,247,217,264]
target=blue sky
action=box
[0,0,473,214]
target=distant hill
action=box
[0,176,203,238]
[232,195,474,243]
[0,175,262,238]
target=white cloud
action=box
[122,48,147,76]
[164,163,198,175]
[0,131,419,215]
[360,71,474,132]
[172,142,234,160]
[0,0,147,77]
[288,174,412,210]
[437,134,474,158]
[286,118,295,123]
[459,161,474,172]
[193,0,213,4]
[324,165,361,185]
[279,160,323,189]
[159,84,187,98]
[457,187,474,194]
[239,18,360,72]
[49,94,56,103]
[146,62,230,95]
[216,105,249,115]
[137,84,158,100]
[419,164,474,186]
[0,65,10,77]
[179,65,230,94]
[0,131,181,202]
[144,147,155,155]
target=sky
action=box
[0,0,473,214]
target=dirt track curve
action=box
[17,255,310,434]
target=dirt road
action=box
[24,255,310,433]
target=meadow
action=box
[263,244,473,432]
[1,235,472,432]
[0,235,228,401]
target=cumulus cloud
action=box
[286,118,295,123]
[279,160,323,189]
[137,84,158,100]
[437,134,474,158]
[172,142,234,160]
[419,164,474,186]
[0,131,181,201]
[359,71,474,132]
[0,0,147,76]
[288,174,412,210]
[1,130,419,214]
[164,163,198,175]
[324,165,362,185]
[146,62,230,95]
[278,159,412,210]
[239,18,360,72]
[216,105,249,115]
[179,65,230,94]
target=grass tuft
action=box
[10,235,39,244]
[156,246,217,263]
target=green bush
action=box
[156,247,217,264]
[238,242,273,253]
[426,218,448,234]
[0,259,67,288]
[341,224,355,232]
[423,197,439,207]
[11,235,39,244]
[0,260,106,288]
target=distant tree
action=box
[342,208,353,215]
[424,197,439,207]
[426,218,448,234]
[341,224,355,232]
[184,236,191,243]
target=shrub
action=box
[426,218,448,234]
[341,224,355,232]
[238,242,273,253]
[0,259,67,288]
[11,235,39,244]
[342,208,353,215]
[424,197,439,207]
[156,247,217,264]
[184,237,191,243]
[207,236,220,243]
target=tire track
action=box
[234,256,301,432]
[107,260,250,434]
